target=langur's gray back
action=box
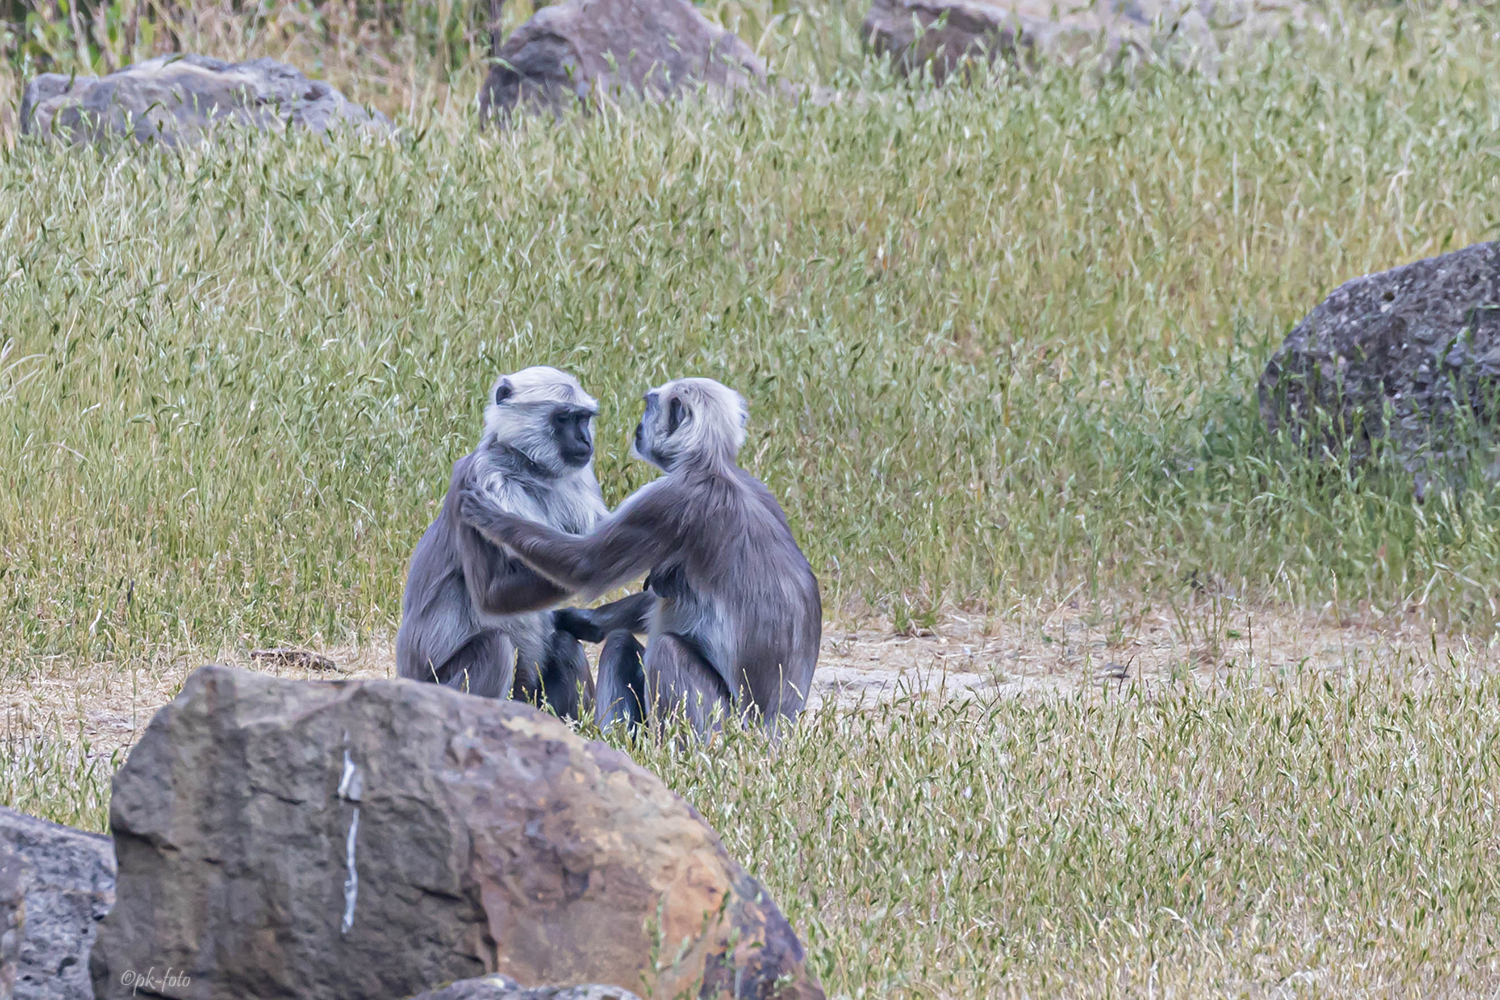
[609,376,821,731]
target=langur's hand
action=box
[553,607,606,643]
[456,489,510,535]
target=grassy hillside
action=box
[9,665,1500,996]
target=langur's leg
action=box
[644,633,732,737]
[536,632,595,721]
[438,630,516,700]
[595,630,646,731]
[509,655,540,706]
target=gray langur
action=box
[395,366,609,718]
[457,377,821,737]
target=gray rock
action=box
[860,0,1219,82]
[861,0,1323,82]
[0,840,19,999]
[405,974,641,999]
[90,665,822,1000]
[479,0,776,120]
[0,807,115,1000]
[861,0,1047,84]
[21,54,391,146]
[1258,241,1500,496]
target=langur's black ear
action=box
[667,396,685,435]
[494,380,514,405]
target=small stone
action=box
[861,0,1049,84]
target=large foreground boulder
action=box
[1258,241,1500,495]
[90,666,821,1000]
[0,807,115,1000]
[21,55,391,145]
[480,0,774,120]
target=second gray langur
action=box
[458,377,821,737]
[395,366,608,718]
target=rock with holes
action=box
[862,0,1062,83]
[89,665,822,1000]
[479,0,780,120]
[860,0,1325,82]
[1258,241,1500,497]
[405,974,642,999]
[20,54,391,145]
[860,0,1204,81]
[0,807,116,1000]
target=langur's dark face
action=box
[552,405,595,467]
[633,390,679,471]
[633,393,656,461]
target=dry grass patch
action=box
[8,600,1495,759]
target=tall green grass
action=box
[2,9,1498,996]
[4,9,1499,670]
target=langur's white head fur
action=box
[631,377,748,472]
[481,366,600,476]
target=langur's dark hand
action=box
[553,607,606,643]
[456,490,489,528]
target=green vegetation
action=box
[643,670,1500,996]
[2,2,1500,995]
[4,9,1500,664]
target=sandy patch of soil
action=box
[807,598,1491,707]
[6,598,1495,759]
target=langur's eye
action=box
[494,381,514,405]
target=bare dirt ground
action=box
[7,598,1497,759]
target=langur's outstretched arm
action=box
[457,485,674,600]
[459,522,572,614]
[553,590,655,643]
[445,456,570,615]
